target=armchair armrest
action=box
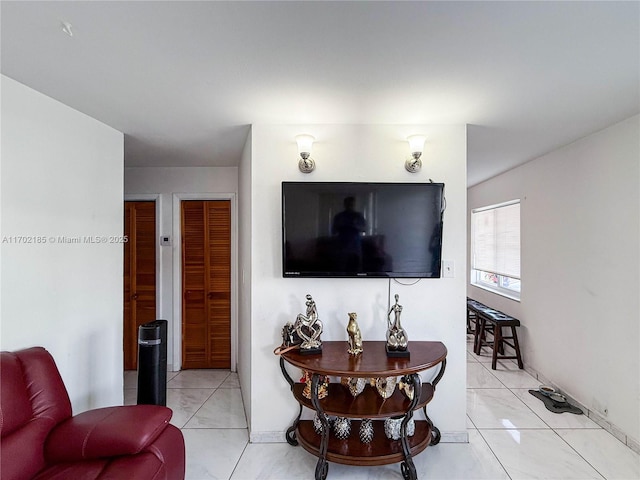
[45,405,173,462]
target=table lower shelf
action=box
[296,419,431,467]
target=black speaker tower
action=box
[137,319,168,406]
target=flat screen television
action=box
[282,182,445,278]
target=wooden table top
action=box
[281,341,447,377]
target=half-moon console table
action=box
[279,341,447,480]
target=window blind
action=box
[472,201,520,279]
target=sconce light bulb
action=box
[295,134,315,156]
[407,135,426,156]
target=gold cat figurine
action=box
[346,312,363,355]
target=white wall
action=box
[0,76,124,412]
[468,115,639,447]
[247,124,467,442]
[124,166,238,371]
[238,129,253,426]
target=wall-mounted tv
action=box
[282,182,445,278]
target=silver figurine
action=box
[386,294,408,351]
[295,294,323,350]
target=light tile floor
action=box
[124,337,640,479]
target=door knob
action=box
[132,293,139,300]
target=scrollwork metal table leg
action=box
[398,374,421,480]
[315,458,329,480]
[280,357,302,446]
[400,459,417,480]
[423,358,446,446]
[285,403,302,446]
[279,357,295,389]
[423,407,441,446]
[432,358,446,388]
[423,403,441,445]
[431,425,441,446]
[311,373,330,480]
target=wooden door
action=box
[181,200,231,369]
[123,201,157,370]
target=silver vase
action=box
[342,376,367,397]
[383,417,415,440]
[333,416,351,440]
[359,418,374,443]
[313,412,330,435]
[374,376,398,399]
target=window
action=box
[471,200,521,300]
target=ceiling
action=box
[2,1,638,186]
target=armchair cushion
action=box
[45,405,172,462]
[33,454,162,480]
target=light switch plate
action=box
[442,260,454,278]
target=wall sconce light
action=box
[405,135,426,173]
[295,134,315,173]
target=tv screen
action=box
[282,182,445,278]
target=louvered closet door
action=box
[123,201,157,370]
[181,200,231,369]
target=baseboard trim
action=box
[250,431,287,443]
[440,431,469,443]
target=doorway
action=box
[123,201,157,370]
[181,200,231,369]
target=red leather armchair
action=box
[1,347,185,480]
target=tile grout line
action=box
[475,428,513,480]
[228,439,251,480]
[470,349,553,431]
[469,343,542,480]
[171,370,230,429]
[172,371,248,479]
[547,428,607,480]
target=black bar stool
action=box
[467,299,523,370]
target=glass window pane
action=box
[471,201,520,279]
